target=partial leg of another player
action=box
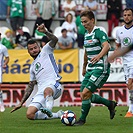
[75,86,117,126]
[125,79,133,117]
[0,90,5,112]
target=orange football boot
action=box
[124,112,133,118]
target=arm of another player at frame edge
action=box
[10,81,37,113]
[37,24,58,48]
[3,56,9,68]
[107,43,133,63]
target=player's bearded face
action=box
[123,10,133,25]
[124,19,133,25]
[28,43,41,59]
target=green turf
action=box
[0,106,133,133]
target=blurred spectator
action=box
[83,0,98,18]
[126,0,133,9]
[1,29,14,49]
[40,35,50,48]
[61,13,77,48]
[62,0,76,21]
[15,27,31,49]
[58,28,73,50]
[7,0,26,37]
[120,20,125,26]
[106,0,122,37]
[75,8,86,48]
[32,0,57,37]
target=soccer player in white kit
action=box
[0,33,9,112]
[109,8,133,117]
[11,24,64,120]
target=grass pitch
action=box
[0,106,132,133]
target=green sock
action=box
[79,99,91,121]
[90,94,110,107]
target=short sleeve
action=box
[115,29,121,44]
[3,46,9,57]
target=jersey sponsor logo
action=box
[123,37,131,46]
[84,39,99,46]
[88,40,93,43]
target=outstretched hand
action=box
[10,103,22,113]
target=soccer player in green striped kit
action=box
[75,10,117,126]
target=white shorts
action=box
[123,64,133,83]
[28,82,63,110]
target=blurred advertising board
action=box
[3,49,79,82]
[79,50,125,82]
[1,83,128,107]
[3,49,125,83]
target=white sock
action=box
[45,95,54,111]
[34,111,48,120]
[129,104,133,114]
[34,111,59,120]
[52,113,59,119]
[0,90,3,104]
[128,90,133,113]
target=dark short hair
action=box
[27,39,38,46]
[0,33,1,35]
[61,28,67,33]
[80,10,95,20]
[123,8,133,14]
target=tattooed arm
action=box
[10,81,37,113]
[37,24,58,48]
[45,31,58,48]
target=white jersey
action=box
[115,25,133,66]
[30,43,62,93]
[0,43,9,83]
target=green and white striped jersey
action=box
[84,26,110,71]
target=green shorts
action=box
[80,69,110,93]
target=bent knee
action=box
[81,89,92,100]
[26,112,35,120]
[44,87,53,98]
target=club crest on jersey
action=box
[35,62,41,71]
[123,37,131,46]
